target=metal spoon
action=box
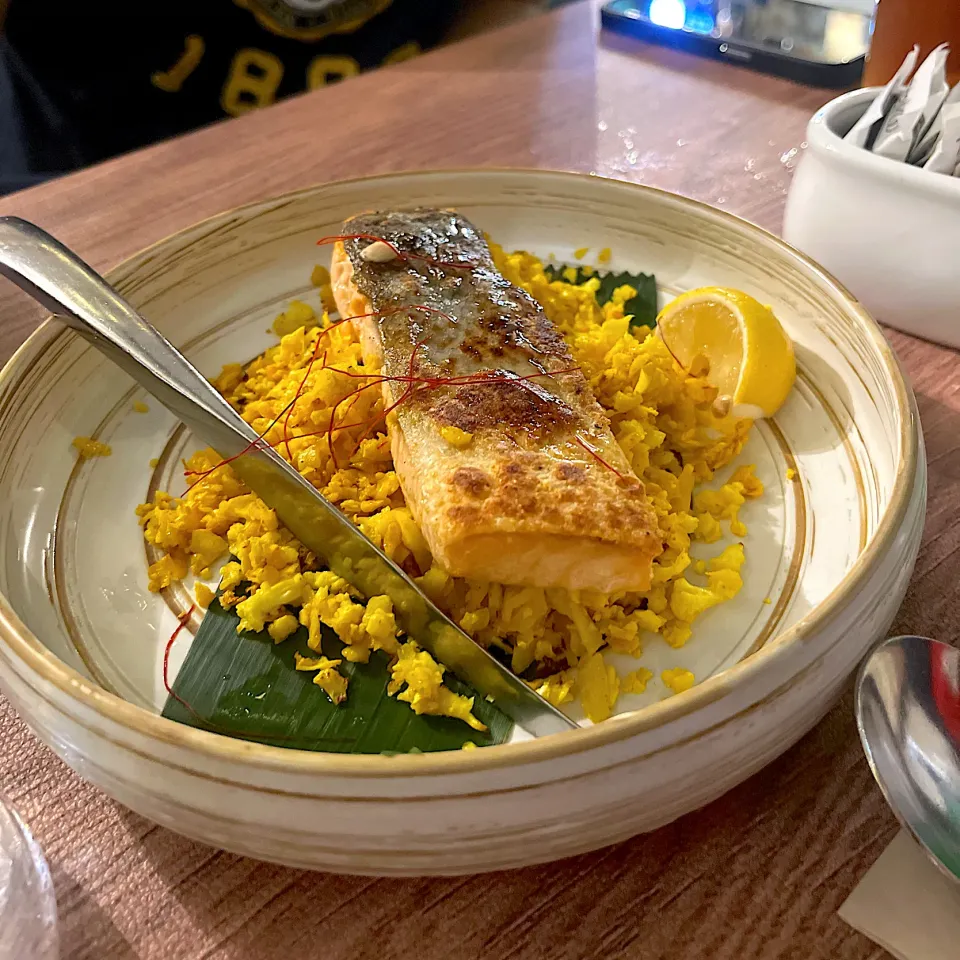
[0,216,576,738]
[856,634,960,886]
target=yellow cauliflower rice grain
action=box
[577,652,620,723]
[272,299,316,337]
[194,582,215,609]
[310,264,338,313]
[72,436,111,459]
[294,651,348,704]
[136,244,764,729]
[388,642,486,731]
[662,667,696,695]
[439,425,473,448]
[621,667,653,694]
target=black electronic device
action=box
[601,0,871,88]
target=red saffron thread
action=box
[313,307,451,470]
[183,395,299,484]
[281,312,367,460]
[574,434,625,480]
[283,346,326,461]
[280,308,409,465]
[273,364,584,468]
[163,604,197,698]
[161,601,322,745]
[346,333,429,460]
[188,361,583,482]
[184,311,386,483]
[184,297,583,483]
[326,376,393,470]
[186,312,381,483]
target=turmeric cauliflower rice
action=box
[136,242,763,728]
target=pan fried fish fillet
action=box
[330,209,661,592]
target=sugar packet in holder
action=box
[923,84,960,174]
[845,46,918,149]
[906,46,955,164]
[873,43,950,162]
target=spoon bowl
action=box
[856,635,960,886]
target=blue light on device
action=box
[686,8,716,35]
[648,0,685,29]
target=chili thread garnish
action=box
[276,363,583,467]
[183,299,583,486]
[185,312,377,482]
[161,601,333,745]
[280,308,406,464]
[163,604,197,699]
[280,314,361,459]
[574,434,626,480]
[187,360,582,482]
[345,332,429,460]
[326,376,393,470]
[183,395,300,485]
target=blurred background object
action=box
[0,0,570,197]
[741,0,872,64]
[6,2,956,197]
[446,0,551,42]
[864,0,960,87]
[602,0,872,87]
[0,795,57,960]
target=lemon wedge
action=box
[656,287,795,419]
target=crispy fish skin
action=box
[330,209,661,592]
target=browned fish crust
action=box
[330,209,662,592]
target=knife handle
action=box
[0,216,259,460]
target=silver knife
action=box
[0,216,576,738]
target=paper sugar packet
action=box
[844,43,960,176]
[874,44,950,162]
[924,82,960,173]
[845,46,917,149]
[839,831,960,960]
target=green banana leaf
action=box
[162,595,513,753]
[544,263,658,330]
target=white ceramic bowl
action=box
[784,87,960,348]
[0,170,925,875]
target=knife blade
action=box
[0,216,577,737]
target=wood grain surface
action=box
[0,3,941,958]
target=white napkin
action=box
[839,830,960,960]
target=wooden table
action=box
[0,4,946,958]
